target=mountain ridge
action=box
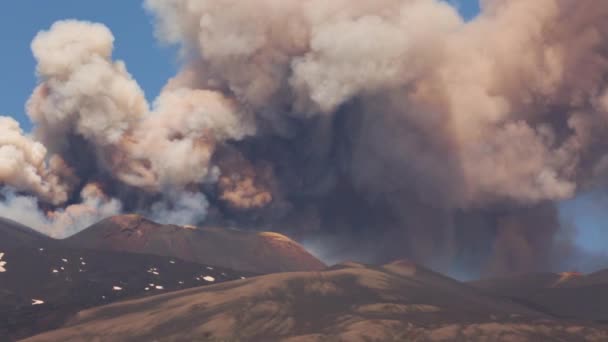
[63,214,326,274]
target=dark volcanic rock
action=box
[64,214,326,274]
[22,261,608,341]
[471,271,608,322]
[0,218,52,250]
[0,243,251,341]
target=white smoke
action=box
[26,20,253,195]
[0,116,71,204]
[127,88,254,190]
[145,191,209,226]
[0,185,121,238]
[27,20,148,151]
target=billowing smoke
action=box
[146,191,209,226]
[2,0,608,276]
[0,116,73,205]
[0,184,121,238]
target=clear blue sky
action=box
[448,0,481,20]
[1,1,605,261]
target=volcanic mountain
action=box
[471,270,608,322]
[0,229,251,341]
[0,218,53,251]
[64,214,326,274]
[22,261,608,342]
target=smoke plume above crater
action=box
[2,0,608,277]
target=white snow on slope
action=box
[31,299,45,305]
[0,252,6,273]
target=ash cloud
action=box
[2,0,608,275]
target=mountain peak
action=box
[65,215,326,274]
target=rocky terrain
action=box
[0,218,254,340]
[3,217,608,341]
[22,261,608,342]
[471,271,608,322]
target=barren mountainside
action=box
[23,261,608,342]
[64,215,326,274]
[0,218,53,250]
[0,221,251,341]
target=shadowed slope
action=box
[471,271,608,321]
[0,218,52,250]
[0,219,252,341]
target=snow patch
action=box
[0,253,6,273]
[31,299,45,305]
[147,267,160,275]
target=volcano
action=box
[471,270,608,322]
[4,217,608,341]
[0,218,53,250]
[64,214,326,274]
[0,223,251,340]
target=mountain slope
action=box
[0,226,251,341]
[23,261,608,342]
[64,214,326,274]
[0,218,52,250]
[470,271,608,321]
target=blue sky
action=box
[0,1,177,130]
[7,2,602,257]
[448,0,481,20]
[560,193,608,255]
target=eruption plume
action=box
[2,0,608,276]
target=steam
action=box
[146,191,209,226]
[26,20,253,193]
[0,185,121,238]
[2,0,608,275]
[0,117,72,205]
